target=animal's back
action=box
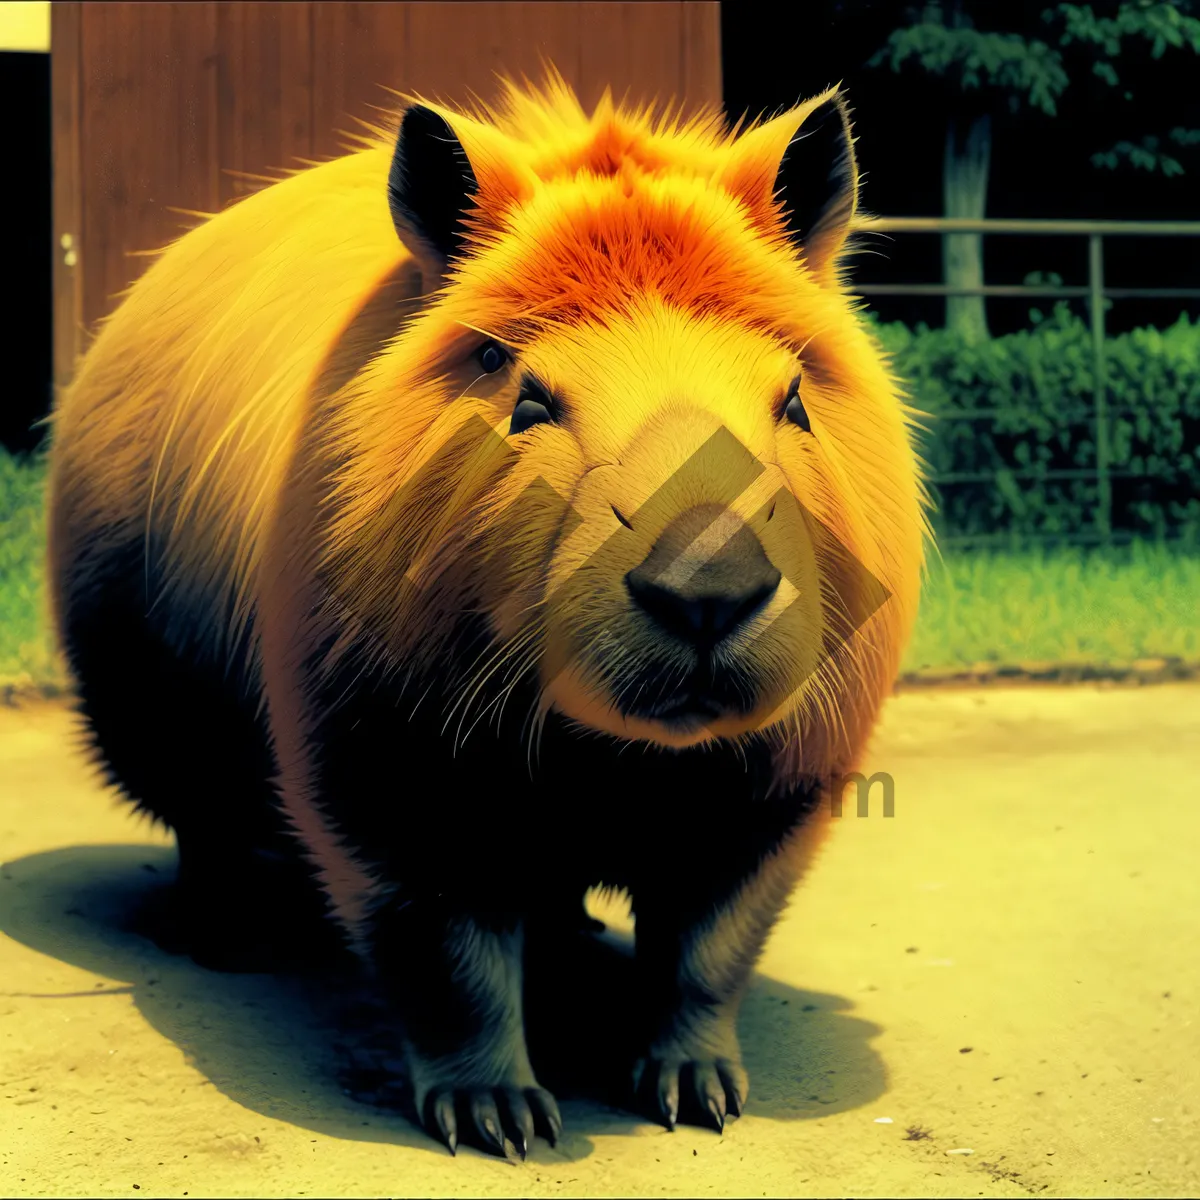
[49,143,404,670]
[46,143,415,959]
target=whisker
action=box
[453,627,543,748]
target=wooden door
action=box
[51,1,722,391]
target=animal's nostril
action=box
[731,574,782,628]
[625,576,701,640]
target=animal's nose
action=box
[624,503,781,647]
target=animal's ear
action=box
[718,87,859,282]
[387,103,533,284]
[388,105,478,268]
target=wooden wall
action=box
[51,2,723,390]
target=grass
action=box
[907,541,1200,671]
[2,447,1198,686]
[0,446,62,686]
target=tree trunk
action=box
[943,111,992,344]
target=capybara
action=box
[46,73,930,1157]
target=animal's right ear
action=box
[387,103,533,287]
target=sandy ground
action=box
[1,683,1197,1198]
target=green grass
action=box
[904,542,1200,671]
[0,447,61,685]
[1,447,1198,685]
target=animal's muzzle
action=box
[624,503,781,650]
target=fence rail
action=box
[849,217,1200,547]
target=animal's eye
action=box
[509,375,556,436]
[476,340,509,374]
[784,375,811,433]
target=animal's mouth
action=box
[641,692,727,724]
[543,654,771,749]
[616,659,757,729]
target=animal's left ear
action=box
[718,87,859,281]
[388,101,535,287]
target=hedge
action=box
[869,303,1200,542]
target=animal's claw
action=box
[632,1055,747,1133]
[422,1084,562,1159]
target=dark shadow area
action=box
[0,843,886,1159]
[1,49,52,455]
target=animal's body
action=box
[46,74,930,1157]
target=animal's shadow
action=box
[0,843,886,1161]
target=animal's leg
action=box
[628,842,801,1132]
[143,824,338,973]
[371,902,562,1158]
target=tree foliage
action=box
[868,16,1068,115]
[869,1,1200,176]
[1052,1,1200,171]
[1049,0,1200,60]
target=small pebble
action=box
[946,1148,974,1156]
[874,1117,894,1124]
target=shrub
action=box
[866,303,1200,541]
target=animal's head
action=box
[322,72,931,783]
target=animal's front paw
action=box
[631,1053,748,1133]
[420,1083,563,1159]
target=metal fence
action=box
[851,217,1200,548]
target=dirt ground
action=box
[1,683,1197,1198]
